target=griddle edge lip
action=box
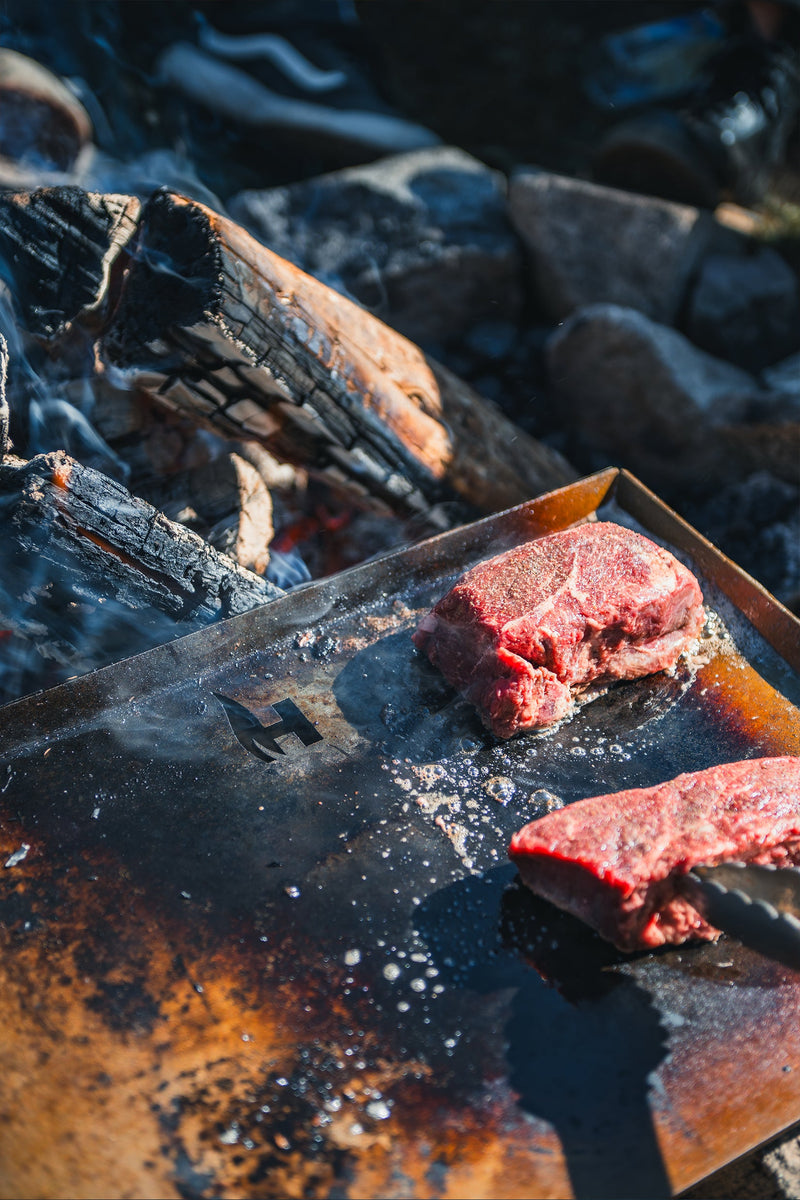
[0,467,618,740]
[614,469,800,674]
[1,464,798,739]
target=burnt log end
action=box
[0,450,282,633]
[0,187,141,339]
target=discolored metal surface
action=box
[1,468,799,1200]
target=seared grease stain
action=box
[85,978,162,1035]
[696,655,800,756]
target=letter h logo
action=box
[215,693,323,763]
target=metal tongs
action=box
[679,862,800,970]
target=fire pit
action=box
[0,5,799,1198]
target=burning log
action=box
[0,187,141,341]
[101,190,574,519]
[0,451,282,646]
[0,186,574,520]
[139,451,275,576]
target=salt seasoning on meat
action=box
[413,522,704,738]
[509,757,800,952]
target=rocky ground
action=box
[359,1,800,620]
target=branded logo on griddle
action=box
[214,693,323,763]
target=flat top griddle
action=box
[1,468,799,1200]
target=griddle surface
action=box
[0,470,799,1199]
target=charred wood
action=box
[139,451,275,576]
[0,187,140,340]
[71,371,155,445]
[70,371,227,488]
[102,190,574,518]
[0,451,282,651]
[229,439,301,493]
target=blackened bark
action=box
[0,187,141,339]
[0,450,282,631]
[139,451,275,576]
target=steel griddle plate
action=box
[1,468,799,1199]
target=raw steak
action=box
[413,521,704,738]
[509,757,800,952]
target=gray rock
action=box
[228,146,522,344]
[718,422,800,488]
[685,248,800,372]
[715,349,800,488]
[545,303,756,483]
[763,351,800,406]
[509,168,713,324]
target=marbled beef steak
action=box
[412,522,704,738]
[509,757,800,951]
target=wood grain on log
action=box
[102,190,574,517]
[0,451,282,632]
[0,187,141,340]
[140,452,274,576]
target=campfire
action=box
[0,4,798,710]
[1,8,800,1200]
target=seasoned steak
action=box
[509,757,800,952]
[413,522,704,738]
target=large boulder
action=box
[545,303,757,486]
[763,351,800,408]
[509,168,715,324]
[228,146,522,344]
[683,248,800,372]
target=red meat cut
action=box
[413,521,704,738]
[509,757,800,952]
